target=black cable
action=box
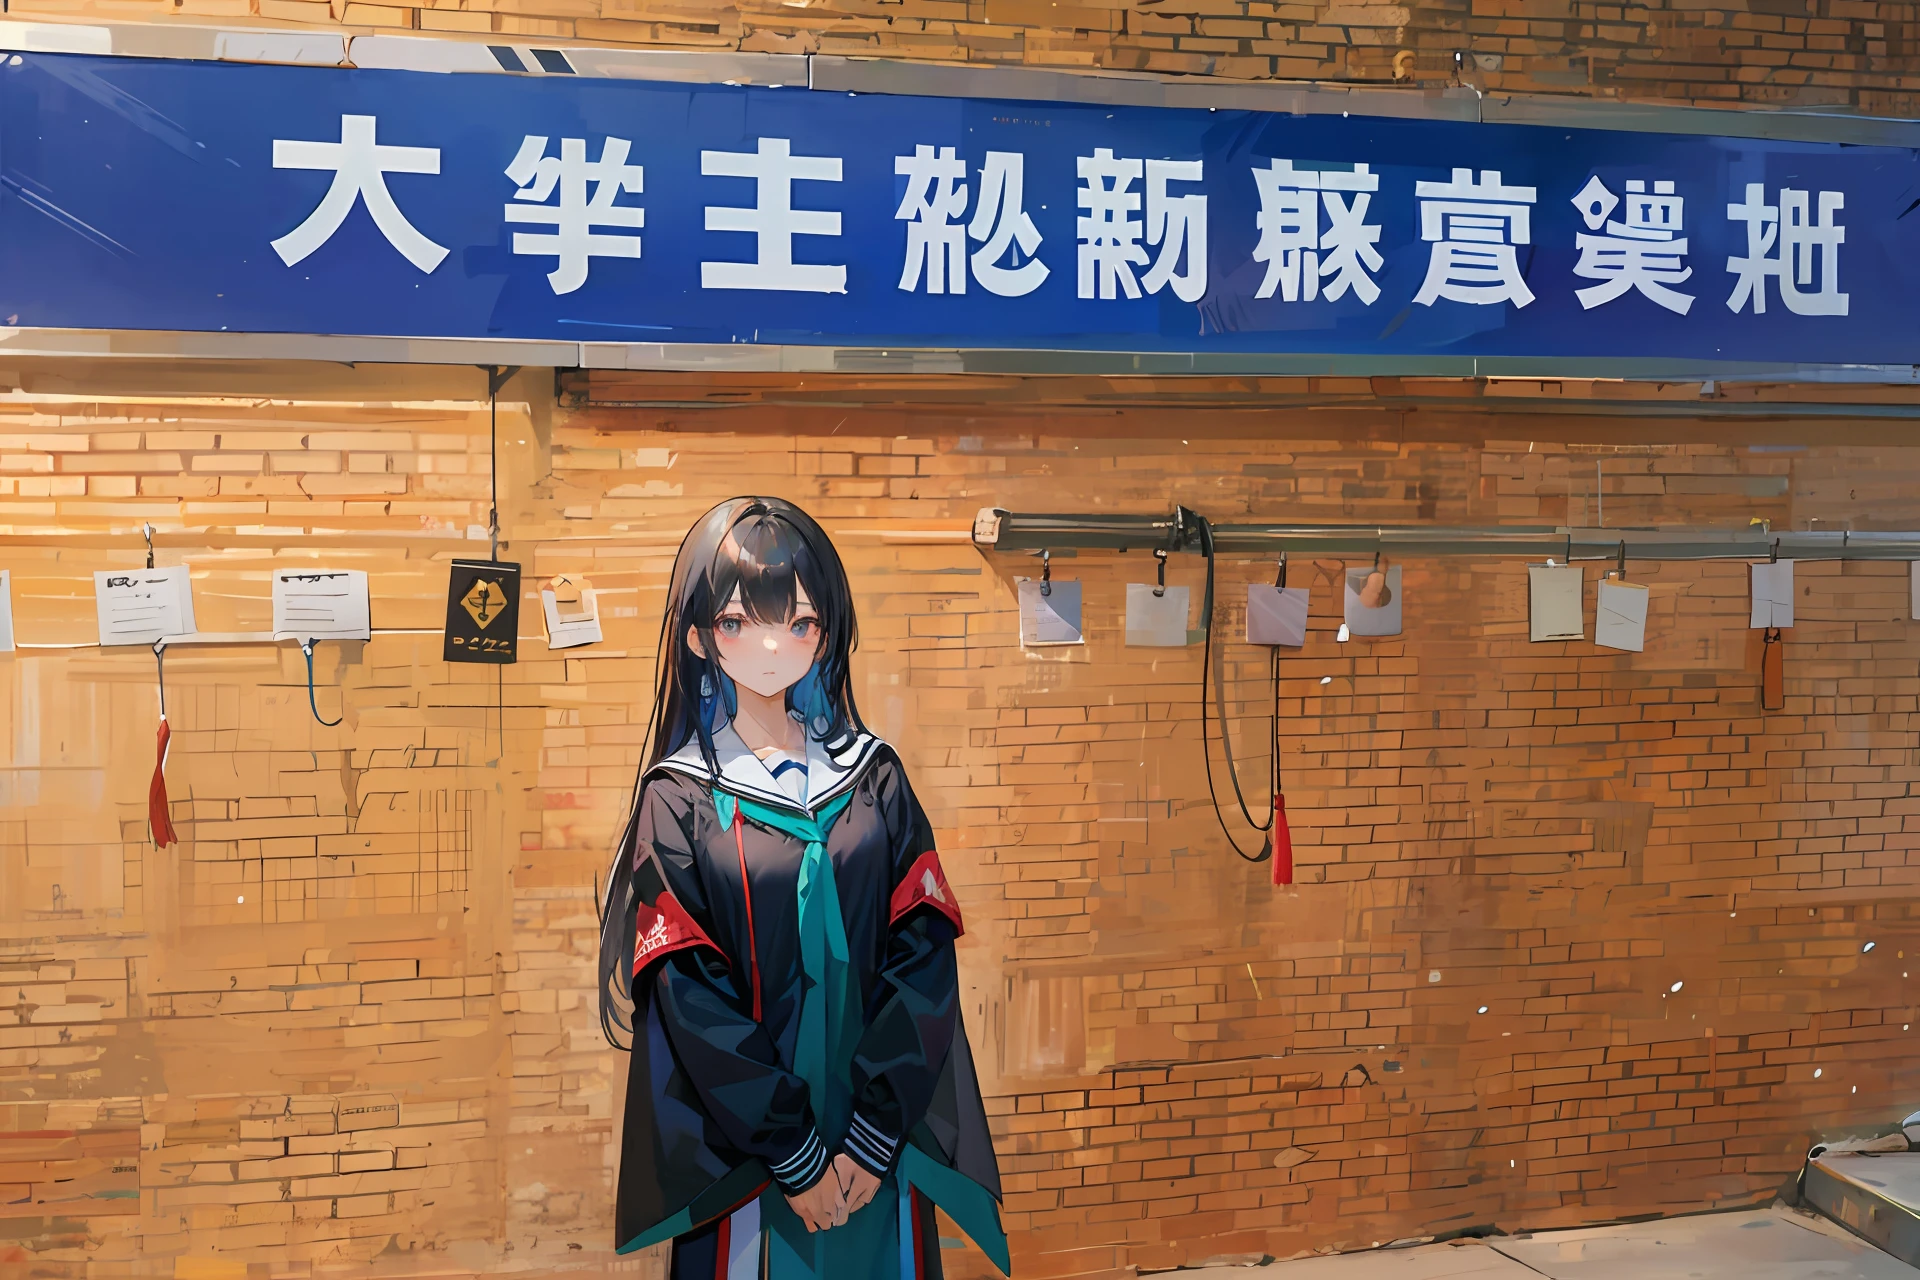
[301,640,343,727]
[1195,514,1276,862]
[488,368,501,563]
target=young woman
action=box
[599,498,1007,1280]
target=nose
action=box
[762,633,779,653]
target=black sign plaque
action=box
[444,559,521,665]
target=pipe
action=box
[971,508,1920,562]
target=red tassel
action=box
[149,718,177,848]
[1271,794,1293,886]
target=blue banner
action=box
[3,51,1918,363]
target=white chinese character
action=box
[1078,150,1208,301]
[1413,168,1537,308]
[701,138,845,294]
[1077,148,1148,299]
[1251,160,1382,304]
[969,152,1048,298]
[896,145,969,294]
[1725,183,1848,316]
[1141,160,1207,303]
[503,135,644,296]
[1569,175,1693,315]
[272,114,446,273]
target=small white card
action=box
[1595,578,1649,652]
[1124,583,1190,647]
[94,566,195,646]
[1750,561,1793,628]
[541,574,603,650]
[0,571,13,653]
[1528,564,1584,642]
[1016,578,1083,646]
[1343,565,1402,637]
[1247,585,1309,647]
[1910,562,1919,621]
[272,569,371,641]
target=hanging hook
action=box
[143,523,155,571]
[1770,538,1780,563]
[1565,533,1573,566]
[1040,548,1052,598]
[301,640,344,728]
[1275,552,1288,590]
[1616,540,1627,581]
[1372,550,1381,570]
[1153,547,1168,598]
[152,639,167,720]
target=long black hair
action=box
[597,497,865,1048]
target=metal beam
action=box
[972,508,1920,563]
[4,327,1920,387]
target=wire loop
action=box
[301,640,344,727]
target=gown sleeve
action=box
[841,757,966,1180]
[633,776,833,1195]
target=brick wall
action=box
[17,0,1920,115]
[0,365,1916,1276]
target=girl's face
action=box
[689,583,824,700]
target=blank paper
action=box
[1125,583,1190,647]
[1595,578,1649,652]
[0,571,13,653]
[94,567,195,646]
[1528,564,1584,642]
[1017,578,1083,646]
[1750,561,1793,628]
[1247,585,1309,647]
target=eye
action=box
[715,616,743,638]
[791,617,818,640]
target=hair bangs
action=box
[710,513,821,627]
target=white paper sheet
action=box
[272,569,371,641]
[541,574,603,650]
[1124,583,1190,647]
[1016,578,1083,646]
[1528,564,1585,642]
[94,566,195,646]
[1595,577,1649,652]
[1343,565,1402,637]
[0,571,13,653]
[1910,562,1919,621]
[1247,584,1309,647]
[1750,561,1793,628]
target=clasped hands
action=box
[786,1153,881,1233]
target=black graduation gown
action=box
[614,728,1005,1277]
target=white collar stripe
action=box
[655,723,883,816]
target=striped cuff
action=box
[842,1112,899,1178]
[768,1128,829,1193]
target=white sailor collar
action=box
[654,720,883,815]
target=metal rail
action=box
[971,508,1920,563]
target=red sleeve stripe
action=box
[889,850,965,936]
[633,889,724,978]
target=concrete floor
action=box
[1172,1207,1915,1279]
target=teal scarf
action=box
[716,787,858,1141]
